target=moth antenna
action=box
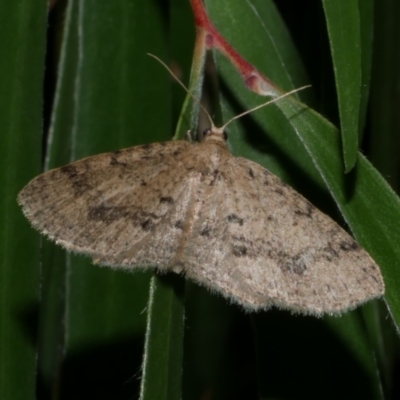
[149,53,310,134]
[147,53,215,129]
[220,85,311,132]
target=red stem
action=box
[189,0,277,95]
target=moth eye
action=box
[223,131,228,141]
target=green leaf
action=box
[140,275,185,400]
[358,0,374,133]
[0,1,47,399]
[170,0,196,137]
[322,0,368,172]
[369,1,400,190]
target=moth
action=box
[18,56,384,316]
[18,122,384,316]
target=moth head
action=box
[198,127,228,144]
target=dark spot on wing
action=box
[200,226,212,237]
[369,264,378,271]
[110,151,128,167]
[232,245,247,257]
[278,252,307,275]
[141,219,155,232]
[274,188,284,196]
[227,214,244,226]
[141,143,152,151]
[35,175,46,186]
[109,157,124,167]
[370,274,380,284]
[87,205,130,223]
[133,211,160,228]
[232,234,247,242]
[60,164,92,196]
[248,168,254,179]
[209,169,221,186]
[294,202,314,218]
[137,144,155,160]
[340,240,359,251]
[263,170,271,185]
[323,243,339,261]
[200,167,211,180]
[60,164,78,178]
[160,196,174,204]
[174,220,183,229]
[173,149,182,156]
[88,205,161,232]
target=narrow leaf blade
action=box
[0,1,47,399]
[322,0,365,172]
